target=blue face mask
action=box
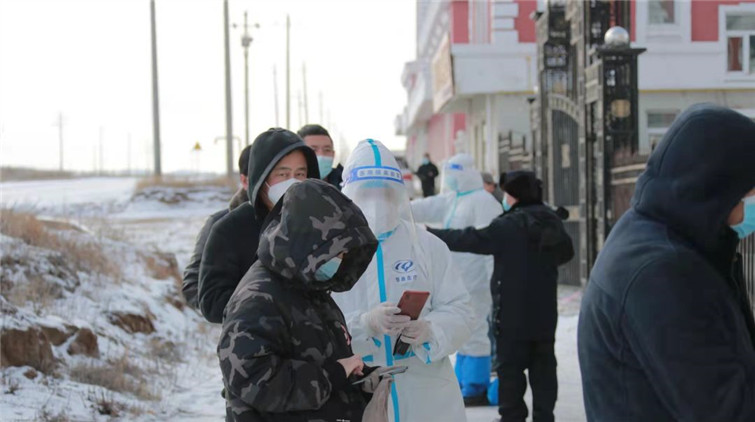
[317,155,334,179]
[314,256,342,281]
[731,196,755,239]
[502,193,512,212]
[422,158,429,165]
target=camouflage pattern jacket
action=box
[219,179,378,422]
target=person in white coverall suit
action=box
[332,139,474,422]
[411,153,502,406]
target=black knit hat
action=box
[502,170,542,204]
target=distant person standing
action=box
[482,172,504,203]
[182,145,251,309]
[298,124,343,189]
[416,153,439,197]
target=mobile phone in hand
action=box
[393,290,430,355]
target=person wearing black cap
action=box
[197,128,319,323]
[181,145,252,310]
[428,170,574,422]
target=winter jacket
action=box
[182,188,248,309]
[324,164,344,190]
[429,201,574,342]
[198,129,319,323]
[578,104,755,421]
[219,179,378,422]
[416,162,439,196]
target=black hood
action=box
[247,128,320,218]
[257,179,378,292]
[632,104,755,258]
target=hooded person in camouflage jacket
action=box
[219,179,379,422]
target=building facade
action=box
[398,0,755,176]
[396,0,539,175]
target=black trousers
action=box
[496,340,557,422]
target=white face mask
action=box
[266,178,301,205]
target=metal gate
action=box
[550,104,581,286]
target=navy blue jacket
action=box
[578,104,755,421]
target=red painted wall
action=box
[630,0,636,41]
[515,0,538,43]
[692,0,755,41]
[426,113,466,162]
[451,0,469,44]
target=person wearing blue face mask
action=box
[220,179,379,421]
[298,124,344,190]
[579,104,755,422]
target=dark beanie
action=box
[502,170,542,204]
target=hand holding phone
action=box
[393,290,430,355]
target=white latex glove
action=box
[400,319,432,345]
[361,302,411,337]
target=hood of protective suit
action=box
[632,104,755,258]
[258,179,378,292]
[247,128,320,220]
[443,153,484,193]
[342,139,408,236]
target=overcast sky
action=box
[0,0,416,174]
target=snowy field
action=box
[1,177,585,421]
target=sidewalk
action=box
[466,284,585,422]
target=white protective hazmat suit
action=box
[411,153,502,398]
[332,139,474,422]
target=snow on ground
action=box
[1,178,586,421]
[1,177,138,214]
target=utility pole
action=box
[150,0,162,176]
[285,14,290,129]
[273,66,280,126]
[319,91,324,125]
[241,11,253,146]
[223,0,234,177]
[127,132,132,176]
[53,112,64,171]
[99,126,104,175]
[302,63,309,124]
[297,91,303,128]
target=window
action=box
[647,111,678,152]
[649,0,675,25]
[726,13,755,73]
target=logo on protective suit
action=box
[392,260,417,284]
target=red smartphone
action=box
[396,290,430,320]
[393,290,430,355]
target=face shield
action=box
[440,153,484,194]
[342,139,430,280]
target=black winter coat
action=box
[429,203,574,341]
[219,179,378,422]
[182,188,248,309]
[416,162,438,195]
[578,104,755,421]
[198,129,319,323]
